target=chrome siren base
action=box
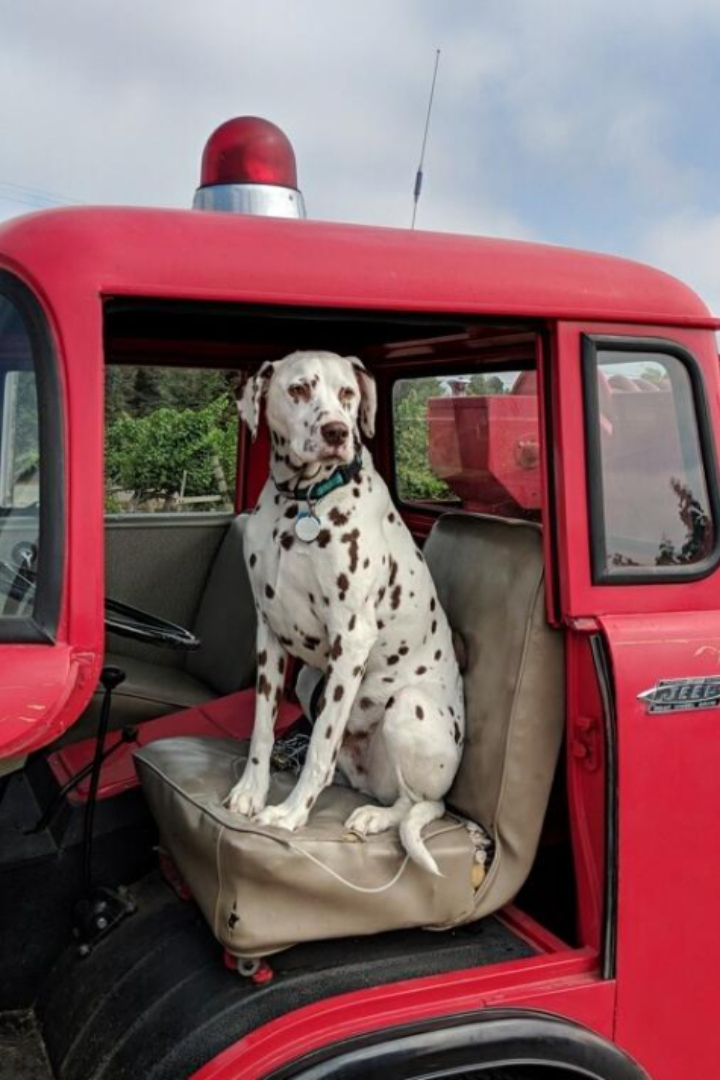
[193,183,306,218]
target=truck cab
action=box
[1,120,719,1080]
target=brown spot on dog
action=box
[317,529,332,548]
[309,591,316,604]
[353,486,361,498]
[258,673,271,699]
[416,705,424,720]
[306,796,313,809]
[431,620,437,634]
[415,549,424,562]
[330,634,343,660]
[430,597,436,611]
[388,511,396,523]
[390,585,402,610]
[284,504,299,518]
[448,705,454,717]
[434,649,442,661]
[348,613,357,632]
[387,655,399,666]
[341,528,360,573]
[316,694,327,714]
[280,532,295,550]
[252,756,259,765]
[376,586,386,606]
[329,507,349,527]
[325,725,333,738]
[363,557,370,569]
[352,664,363,677]
[333,685,344,702]
[377,619,385,630]
[415,665,427,675]
[399,644,409,656]
[382,676,394,683]
[258,649,267,666]
[265,584,275,599]
[386,696,396,710]
[453,721,462,744]
[280,635,292,647]
[278,656,285,675]
[337,573,350,600]
[249,553,257,568]
[303,635,321,651]
[272,528,278,541]
[359,696,373,710]
[323,594,330,606]
[389,558,399,587]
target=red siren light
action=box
[201,117,297,188]
[193,116,306,219]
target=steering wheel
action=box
[0,557,200,651]
[104,597,199,650]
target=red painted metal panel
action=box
[190,950,615,1080]
[600,612,720,1079]
[0,207,714,329]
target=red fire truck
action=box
[1,118,718,1080]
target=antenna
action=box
[411,48,441,229]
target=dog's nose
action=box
[321,422,349,447]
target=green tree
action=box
[393,378,453,502]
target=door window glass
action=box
[0,290,45,625]
[587,345,716,578]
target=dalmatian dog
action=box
[225,350,465,875]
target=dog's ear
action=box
[349,357,377,439]
[237,362,274,440]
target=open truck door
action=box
[0,267,104,765]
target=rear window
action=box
[392,367,541,521]
[584,338,719,581]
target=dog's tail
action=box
[399,800,446,877]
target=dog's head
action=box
[238,351,377,467]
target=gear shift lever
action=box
[74,665,136,955]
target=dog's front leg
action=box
[225,624,287,816]
[255,624,375,831]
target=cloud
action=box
[641,211,720,318]
[0,0,719,296]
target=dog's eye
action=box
[339,387,356,406]
[288,383,311,403]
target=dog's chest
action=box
[245,497,335,664]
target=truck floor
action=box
[0,1012,53,1080]
[34,872,535,1080]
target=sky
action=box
[2,0,720,310]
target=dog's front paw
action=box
[224,771,268,817]
[254,800,308,832]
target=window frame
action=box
[582,333,720,585]
[0,270,64,643]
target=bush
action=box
[105,394,237,509]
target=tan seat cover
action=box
[135,513,564,958]
[425,514,565,917]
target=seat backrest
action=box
[185,515,257,695]
[424,513,565,916]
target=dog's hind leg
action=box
[343,687,461,875]
[225,624,287,816]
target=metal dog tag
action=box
[294,512,322,542]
